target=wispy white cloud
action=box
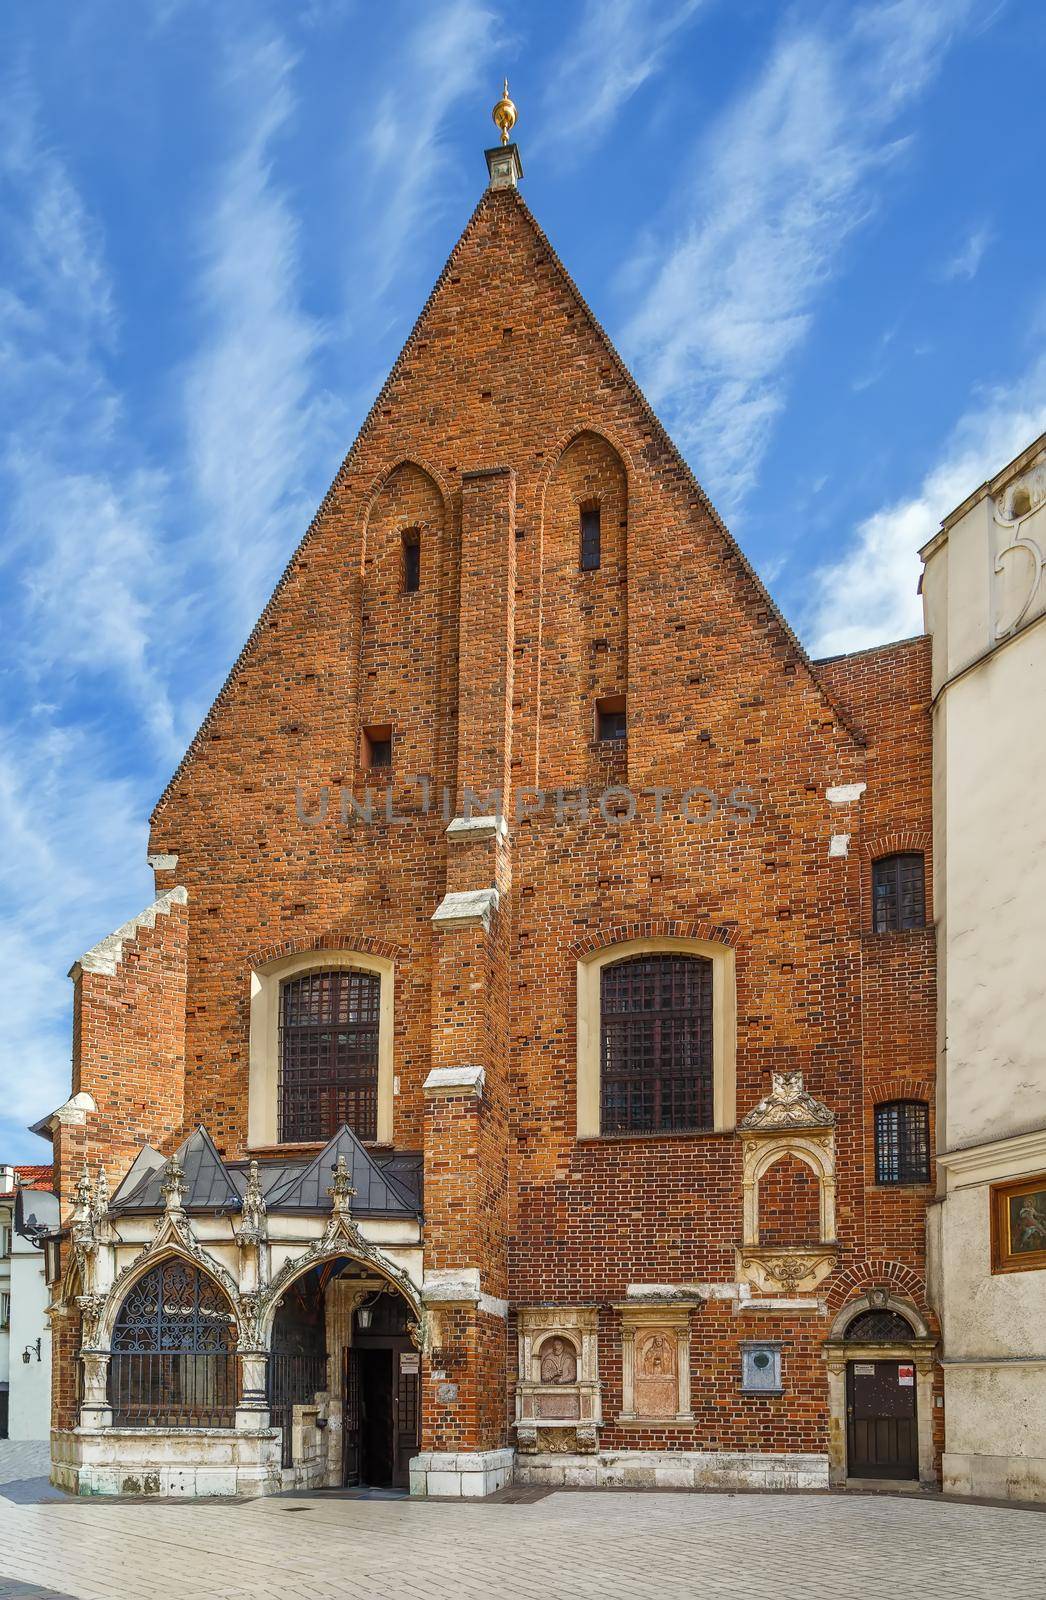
[620,0,977,515]
[361,0,505,303]
[184,31,334,636]
[536,0,708,156]
[0,75,178,751]
[806,354,1046,657]
[936,221,993,282]
[0,725,151,1144]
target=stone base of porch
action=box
[50,1426,282,1498]
[513,1449,830,1491]
[409,1448,515,1498]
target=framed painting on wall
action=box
[991,1172,1046,1273]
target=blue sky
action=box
[2,0,1045,1160]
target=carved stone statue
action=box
[539,1336,577,1385]
[642,1333,672,1376]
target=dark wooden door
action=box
[394,1357,420,1489]
[847,1360,917,1479]
[342,1347,361,1487]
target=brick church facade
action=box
[40,127,940,1497]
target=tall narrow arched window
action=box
[874,1100,931,1185]
[108,1260,236,1427]
[279,968,381,1143]
[600,954,714,1134]
[872,853,926,932]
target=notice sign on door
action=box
[854,1363,875,1375]
[898,1364,915,1386]
[400,1351,420,1374]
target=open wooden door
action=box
[393,1352,420,1489]
[342,1346,362,1487]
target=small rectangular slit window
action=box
[402,529,420,593]
[362,724,393,769]
[596,695,626,742]
[580,504,601,571]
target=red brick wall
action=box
[55,184,936,1464]
[758,1154,822,1246]
[60,897,188,1212]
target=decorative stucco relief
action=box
[737,1072,837,1296]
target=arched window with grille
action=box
[844,1308,916,1343]
[874,1100,931,1185]
[279,968,381,1143]
[108,1259,237,1427]
[600,953,714,1134]
[872,852,926,932]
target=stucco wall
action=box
[8,1234,51,1439]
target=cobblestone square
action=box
[1,1445,1044,1600]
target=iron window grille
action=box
[874,1100,930,1185]
[844,1309,916,1343]
[108,1259,237,1427]
[872,853,926,932]
[279,968,381,1144]
[600,953,714,1134]
[580,503,601,571]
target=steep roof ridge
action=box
[151,179,863,828]
[507,188,864,748]
[150,186,495,826]
[69,885,188,979]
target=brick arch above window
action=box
[575,935,737,1138]
[248,948,395,1151]
[536,423,635,505]
[358,454,454,539]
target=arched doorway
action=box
[824,1293,937,1487]
[267,1257,419,1490]
[844,1308,919,1479]
[345,1289,418,1490]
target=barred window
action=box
[600,954,713,1134]
[872,853,925,932]
[844,1309,915,1343]
[109,1260,236,1427]
[874,1100,930,1185]
[279,969,381,1143]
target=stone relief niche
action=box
[737,1071,837,1297]
[992,457,1046,641]
[616,1302,697,1423]
[515,1307,601,1452]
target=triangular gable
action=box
[264,1124,420,1216]
[151,182,860,827]
[111,1127,239,1213]
[109,1144,166,1207]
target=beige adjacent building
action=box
[921,430,1046,1502]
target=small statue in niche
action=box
[539,1336,577,1384]
[642,1333,673,1376]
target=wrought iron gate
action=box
[268,1351,329,1468]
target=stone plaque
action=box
[633,1329,678,1419]
[536,1390,580,1419]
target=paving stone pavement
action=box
[1,1445,1045,1600]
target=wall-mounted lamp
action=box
[22,1338,42,1365]
[355,1292,383,1331]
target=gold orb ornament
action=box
[492,78,517,145]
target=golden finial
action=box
[492,78,517,146]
